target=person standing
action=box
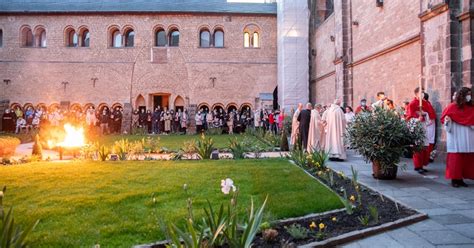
[322,99,347,161]
[406,87,434,173]
[181,109,188,134]
[99,108,109,135]
[290,103,303,147]
[278,109,285,134]
[344,106,355,125]
[307,104,322,152]
[355,99,371,114]
[138,109,147,129]
[195,110,203,134]
[268,111,276,134]
[423,93,437,161]
[152,107,160,134]
[113,107,122,134]
[297,103,312,151]
[372,92,388,109]
[441,87,474,187]
[227,110,234,134]
[164,111,171,134]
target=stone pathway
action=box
[326,151,474,248]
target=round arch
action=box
[111,103,123,110]
[239,103,252,113]
[212,103,225,112]
[70,103,82,112]
[23,103,34,111]
[48,103,60,111]
[10,102,22,111]
[198,103,210,113]
[97,103,109,113]
[174,95,185,107]
[226,103,238,113]
[36,103,47,111]
[83,103,95,111]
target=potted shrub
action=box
[346,107,425,179]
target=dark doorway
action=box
[153,95,162,110]
[273,86,279,110]
[175,106,184,112]
[138,106,146,113]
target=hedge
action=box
[0,136,21,158]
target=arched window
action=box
[200,29,210,48]
[66,29,78,47]
[124,29,134,47]
[214,30,224,48]
[0,29,3,47]
[252,32,259,48]
[155,29,166,47]
[81,29,90,47]
[21,27,34,47]
[244,32,250,48]
[112,30,122,48]
[35,28,46,47]
[169,30,179,47]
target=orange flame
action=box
[48,124,86,148]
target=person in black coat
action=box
[297,103,312,150]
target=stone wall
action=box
[0,13,277,116]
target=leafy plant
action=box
[346,107,425,170]
[341,188,354,215]
[357,214,370,226]
[145,136,160,153]
[1,186,39,248]
[284,223,309,240]
[228,137,248,160]
[251,144,266,159]
[98,145,110,161]
[194,135,214,160]
[206,128,222,136]
[113,139,130,160]
[264,131,280,147]
[81,142,98,160]
[181,140,197,159]
[308,150,329,170]
[285,147,307,168]
[280,131,289,151]
[129,139,145,160]
[368,205,379,224]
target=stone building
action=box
[0,0,277,130]
[309,0,473,149]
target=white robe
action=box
[307,109,322,152]
[290,109,300,146]
[426,119,436,144]
[322,104,347,160]
[445,121,474,153]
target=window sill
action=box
[244,47,261,49]
[197,46,226,49]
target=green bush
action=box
[0,136,21,158]
[98,145,110,161]
[307,150,329,170]
[228,137,248,159]
[31,134,43,159]
[1,186,39,248]
[346,107,425,170]
[113,139,130,160]
[194,135,214,160]
[285,147,307,168]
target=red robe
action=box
[441,103,474,180]
[406,97,435,169]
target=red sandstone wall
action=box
[0,13,277,110]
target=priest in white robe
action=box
[322,99,347,161]
[290,103,303,148]
[307,104,322,152]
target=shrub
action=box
[264,131,280,147]
[0,136,21,158]
[113,139,130,160]
[194,134,214,160]
[129,139,145,160]
[81,142,98,160]
[1,186,39,247]
[180,140,197,159]
[98,145,110,161]
[346,107,425,170]
[228,137,248,159]
[145,136,160,153]
[307,150,329,170]
[31,134,43,160]
[285,147,307,168]
[284,223,310,240]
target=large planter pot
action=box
[372,161,398,180]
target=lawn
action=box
[96,133,270,151]
[0,159,342,247]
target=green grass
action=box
[96,134,269,151]
[0,159,342,247]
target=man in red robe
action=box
[406,87,435,173]
[441,87,474,187]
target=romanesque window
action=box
[112,30,122,48]
[0,29,3,47]
[81,29,90,47]
[200,29,210,48]
[244,32,250,47]
[169,30,179,47]
[243,24,261,48]
[214,29,224,47]
[124,29,135,47]
[252,32,259,48]
[155,29,166,47]
[66,28,78,47]
[21,26,34,47]
[35,27,47,47]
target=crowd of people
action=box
[1,105,124,135]
[290,88,473,188]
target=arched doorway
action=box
[240,103,252,115]
[135,95,146,112]
[97,103,109,113]
[226,103,238,113]
[174,95,185,112]
[212,103,225,114]
[198,103,210,113]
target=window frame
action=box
[169,29,180,47]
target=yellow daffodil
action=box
[309,221,317,229]
[349,195,356,202]
[331,217,337,222]
[317,171,323,176]
[319,223,325,230]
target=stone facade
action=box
[0,12,277,120]
[310,0,474,150]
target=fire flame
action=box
[48,124,86,148]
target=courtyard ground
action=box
[331,151,474,247]
[0,158,342,247]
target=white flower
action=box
[221,178,237,195]
[0,191,3,199]
[183,184,188,191]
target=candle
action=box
[419,74,423,114]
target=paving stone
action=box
[458,210,474,219]
[386,227,435,248]
[416,230,473,245]
[395,196,441,209]
[436,245,474,248]
[344,233,404,248]
[419,208,453,216]
[430,214,474,225]
[443,203,474,211]
[407,220,449,232]
[446,223,474,239]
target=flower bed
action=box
[0,136,21,158]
